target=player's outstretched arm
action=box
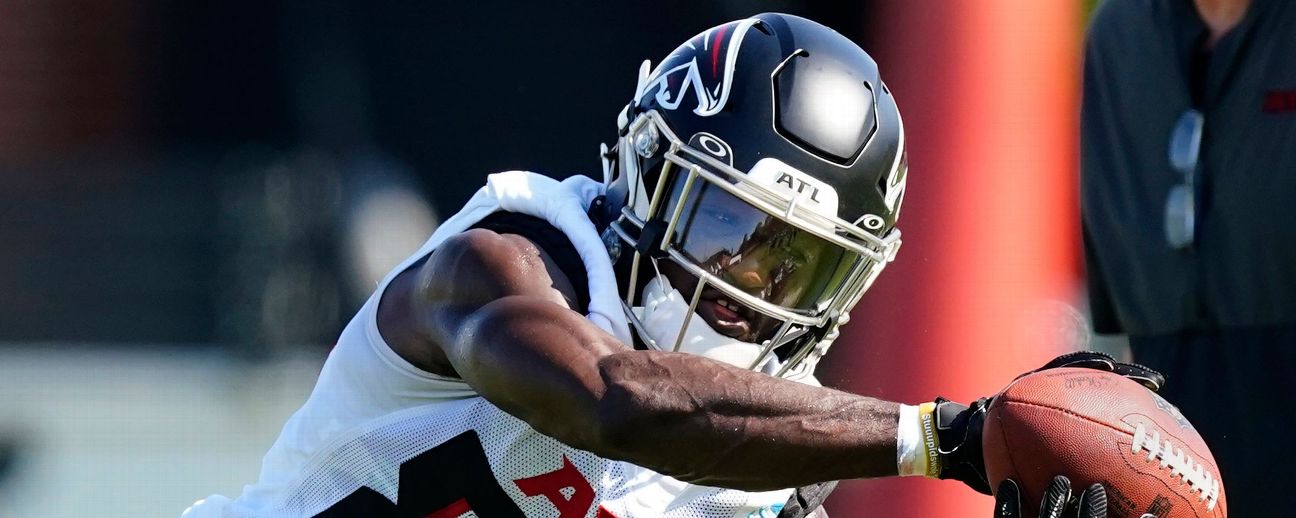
[388,228,901,491]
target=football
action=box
[982,367,1226,518]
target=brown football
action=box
[982,367,1226,518]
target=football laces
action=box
[1131,422,1221,511]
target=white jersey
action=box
[183,172,795,518]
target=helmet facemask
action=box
[607,110,903,379]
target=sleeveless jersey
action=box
[182,172,796,518]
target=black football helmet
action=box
[595,13,907,379]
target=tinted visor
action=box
[660,171,859,313]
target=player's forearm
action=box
[443,291,903,489]
[594,351,900,490]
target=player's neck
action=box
[1194,0,1252,49]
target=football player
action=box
[183,13,1162,518]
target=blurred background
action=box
[0,0,1110,516]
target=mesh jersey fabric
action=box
[182,172,795,518]
[219,396,792,517]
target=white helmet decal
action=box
[640,19,758,117]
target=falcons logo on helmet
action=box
[641,19,759,117]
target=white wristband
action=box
[897,402,942,477]
[896,404,926,477]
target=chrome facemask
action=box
[606,109,902,379]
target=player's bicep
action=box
[415,228,630,448]
[416,228,574,313]
[404,228,576,358]
[381,228,568,376]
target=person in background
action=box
[1081,1,1296,516]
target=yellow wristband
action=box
[917,402,942,478]
[897,403,944,478]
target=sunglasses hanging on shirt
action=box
[1165,109,1203,250]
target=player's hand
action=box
[992,477,1155,518]
[932,351,1166,495]
[1024,351,1163,392]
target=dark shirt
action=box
[1081,0,1296,335]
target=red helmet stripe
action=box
[711,24,729,77]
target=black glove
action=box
[1026,351,1164,392]
[993,477,1155,518]
[933,351,1166,495]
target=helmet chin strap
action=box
[633,272,780,374]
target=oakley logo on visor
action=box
[747,158,839,219]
